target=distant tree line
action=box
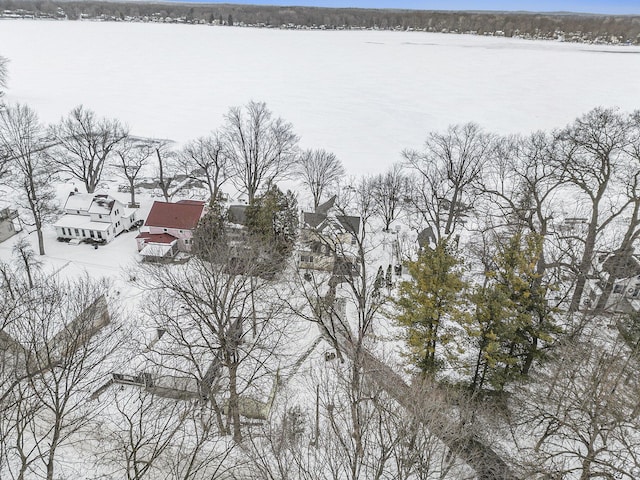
[1,0,640,43]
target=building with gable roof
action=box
[298,196,361,273]
[0,206,20,243]
[54,192,138,244]
[584,250,640,314]
[136,200,206,260]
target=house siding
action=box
[148,226,194,252]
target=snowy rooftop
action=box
[54,214,113,232]
[87,195,115,215]
[64,192,96,212]
[139,243,173,257]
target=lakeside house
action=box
[136,200,206,261]
[298,196,361,273]
[54,192,138,244]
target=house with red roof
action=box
[136,200,206,261]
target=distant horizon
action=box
[129,1,640,16]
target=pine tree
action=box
[464,232,559,392]
[393,239,467,375]
[192,200,227,258]
[245,184,298,262]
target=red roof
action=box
[144,201,205,231]
[136,232,177,244]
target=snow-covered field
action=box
[2,20,640,174]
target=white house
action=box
[54,192,138,243]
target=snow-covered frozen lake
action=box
[2,20,640,174]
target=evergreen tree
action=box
[464,232,559,392]
[393,239,467,375]
[192,200,227,258]
[245,184,298,263]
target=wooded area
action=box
[1,0,640,43]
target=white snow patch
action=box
[2,21,639,175]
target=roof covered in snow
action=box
[64,192,95,212]
[88,195,115,215]
[139,243,174,258]
[54,214,113,232]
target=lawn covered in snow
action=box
[2,19,640,175]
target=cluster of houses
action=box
[46,190,363,276]
[4,188,640,421]
[5,188,640,317]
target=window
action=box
[184,239,191,245]
[613,284,624,294]
[98,214,102,219]
[97,232,103,239]
[90,230,95,238]
[301,255,314,263]
[81,229,86,237]
[61,227,66,235]
[74,228,79,236]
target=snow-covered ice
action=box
[2,20,639,175]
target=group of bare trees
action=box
[0,98,345,258]
[3,91,640,478]
[9,0,640,42]
[0,247,129,480]
[280,107,640,478]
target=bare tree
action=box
[370,163,407,231]
[12,238,40,290]
[97,388,187,480]
[0,55,8,98]
[512,333,640,479]
[295,149,344,209]
[0,275,125,480]
[0,103,56,255]
[137,241,290,443]
[594,111,640,311]
[154,140,183,203]
[287,176,398,479]
[555,107,630,312]
[178,133,228,206]
[113,137,154,207]
[404,123,493,238]
[0,270,43,480]
[477,133,569,303]
[162,407,237,480]
[49,105,128,193]
[223,101,298,203]
[26,280,122,480]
